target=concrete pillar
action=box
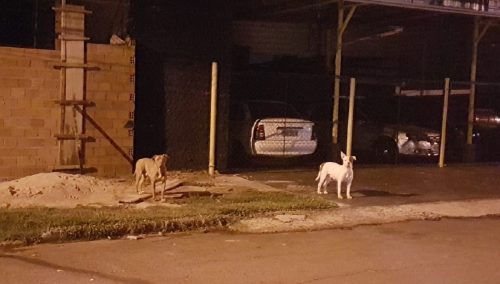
[54,4,91,167]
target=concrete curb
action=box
[230,198,500,233]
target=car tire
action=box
[229,141,252,168]
[373,139,398,164]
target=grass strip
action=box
[0,191,335,245]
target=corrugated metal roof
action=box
[347,0,500,18]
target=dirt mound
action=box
[0,171,272,209]
[0,173,133,208]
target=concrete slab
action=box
[231,198,500,233]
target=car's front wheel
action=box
[373,139,398,164]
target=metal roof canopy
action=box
[346,0,500,18]
[237,0,499,161]
[329,0,499,157]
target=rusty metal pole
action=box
[439,78,450,168]
[208,62,218,176]
[346,77,356,157]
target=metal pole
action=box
[332,1,357,147]
[466,17,491,146]
[467,17,479,145]
[332,0,344,145]
[439,78,450,168]
[208,62,218,176]
[346,77,356,157]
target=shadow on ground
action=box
[353,189,419,198]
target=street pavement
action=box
[229,163,500,232]
[2,218,500,284]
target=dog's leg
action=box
[317,175,327,194]
[136,173,145,194]
[160,175,166,201]
[135,173,140,193]
[316,174,323,194]
[337,180,343,199]
[322,178,329,194]
[151,178,156,200]
[346,181,352,199]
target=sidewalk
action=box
[230,198,500,233]
[228,164,500,233]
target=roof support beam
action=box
[467,17,492,145]
[332,0,358,144]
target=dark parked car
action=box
[344,109,441,162]
[306,102,460,163]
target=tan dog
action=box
[134,154,169,200]
[152,154,168,181]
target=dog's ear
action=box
[340,151,346,159]
[351,156,357,161]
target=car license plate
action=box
[281,129,298,136]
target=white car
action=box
[229,100,318,159]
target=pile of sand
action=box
[0,171,274,209]
[0,173,134,208]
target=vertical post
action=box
[332,1,358,148]
[332,0,344,145]
[208,62,218,176]
[346,78,356,157]
[467,16,479,145]
[58,4,67,166]
[53,3,89,169]
[439,78,450,168]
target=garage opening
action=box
[228,72,500,170]
[228,70,332,169]
[228,1,500,171]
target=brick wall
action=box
[0,47,60,179]
[0,44,135,180]
[86,43,135,177]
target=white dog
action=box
[315,151,356,199]
[134,154,169,200]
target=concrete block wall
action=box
[0,47,60,179]
[86,44,135,177]
[0,44,135,180]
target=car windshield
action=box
[247,101,303,119]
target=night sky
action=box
[0,0,56,49]
[0,0,36,47]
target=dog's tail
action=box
[315,163,325,181]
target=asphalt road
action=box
[2,218,500,284]
[238,164,500,207]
